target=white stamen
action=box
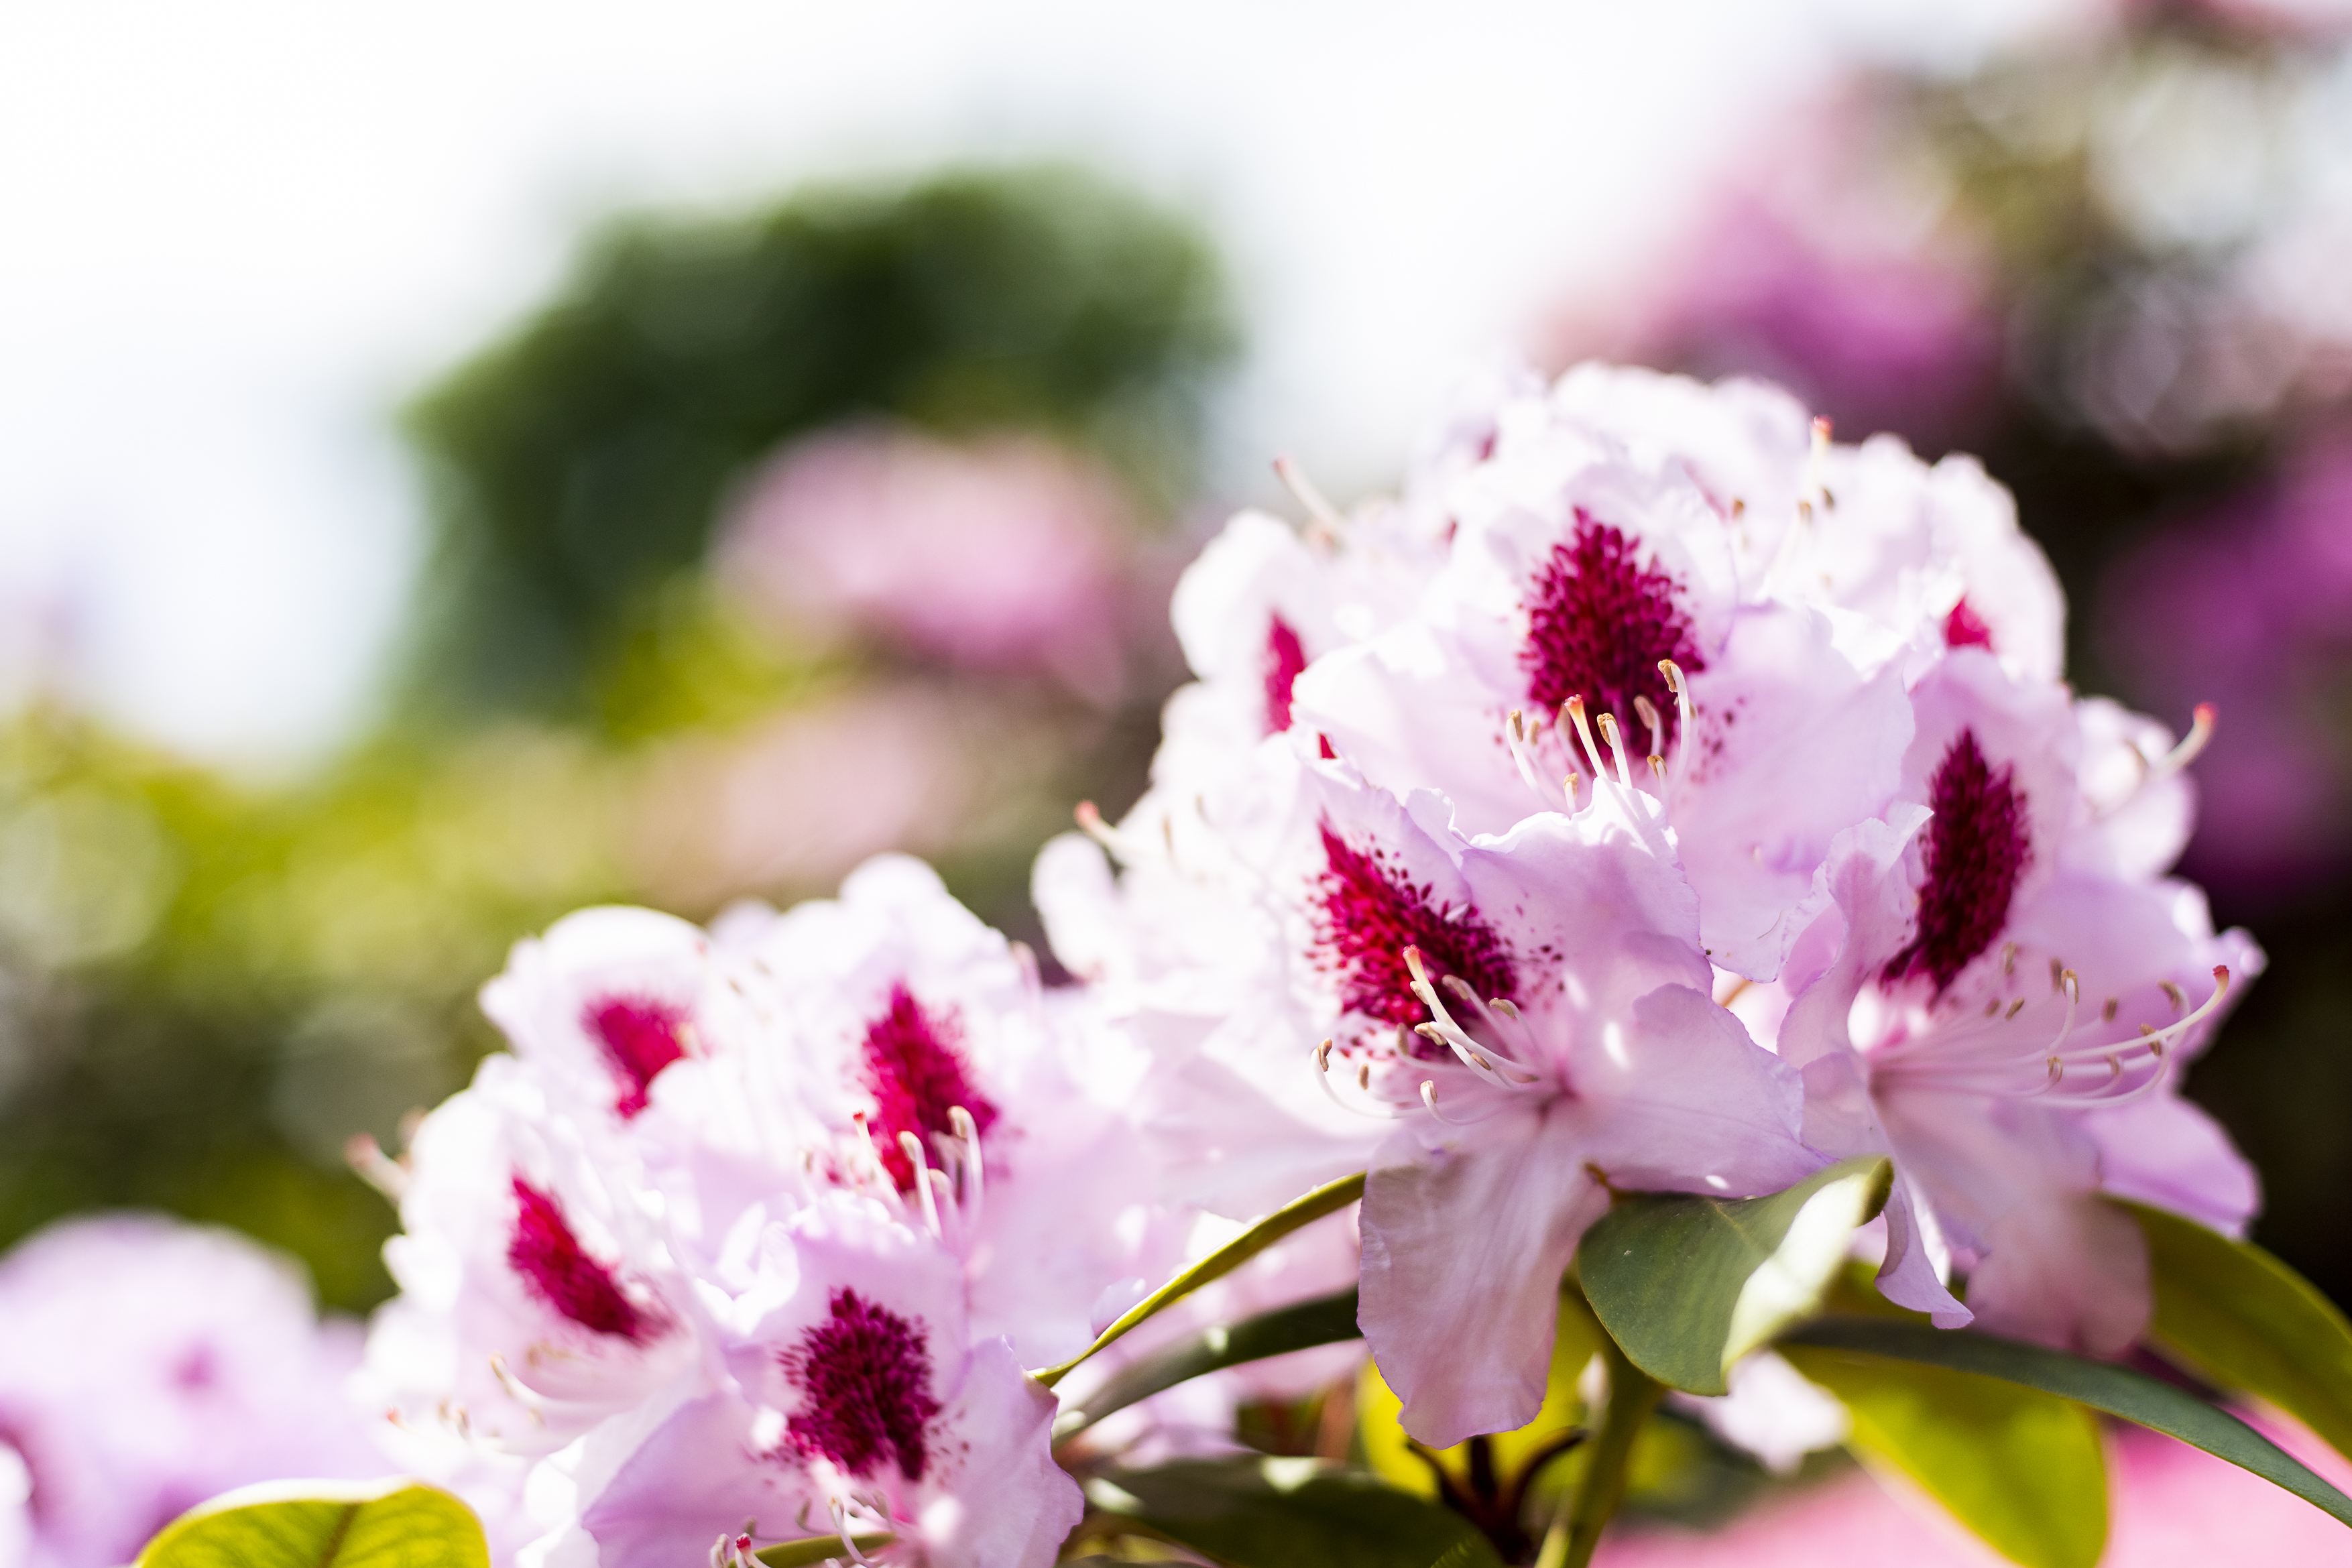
[1595,711,1635,790]
[829,1498,876,1568]
[1504,709,1549,799]
[1564,772,1582,811]
[1633,694,1665,760]
[1274,455,1348,543]
[2160,980,2186,1016]
[1073,800,1123,857]
[2154,704,2217,778]
[1657,658,1696,792]
[948,1105,986,1218]
[1563,696,1608,784]
[1417,1079,1486,1126]
[898,1132,943,1238]
[1402,946,1524,1089]
[345,1134,410,1201]
[851,1115,900,1208]
[1802,416,1831,519]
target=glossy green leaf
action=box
[1577,1156,1893,1395]
[1083,1457,1505,1568]
[1034,1170,1364,1388]
[754,1532,895,1567]
[1780,1315,2352,1530]
[1783,1345,2107,1568]
[1056,1288,1362,1439]
[2125,1200,2352,1463]
[137,1479,489,1568]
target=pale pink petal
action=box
[1359,1109,1608,1447]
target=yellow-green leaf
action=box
[755,1532,896,1567]
[2125,1200,2352,1463]
[1783,1344,2106,1568]
[137,1479,488,1568]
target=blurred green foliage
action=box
[0,164,1234,1311]
[400,164,1233,726]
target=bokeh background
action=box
[0,0,2347,1339]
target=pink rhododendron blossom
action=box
[0,1215,380,1568]
[546,1197,1079,1568]
[1283,364,2061,981]
[705,855,1172,1365]
[1340,778,1816,1446]
[1776,657,2259,1349]
[718,424,1130,695]
[367,1056,698,1454]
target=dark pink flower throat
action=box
[862,983,998,1193]
[508,1177,651,1341]
[582,996,690,1119]
[1311,824,1515,1050]
[782,1288,941,1482]
[1262,614,1309,737]
[1885,729,2032,995]
[1943,598,1994,652]
[1520,511,1703,750]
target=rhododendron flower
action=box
[549,1197,1079,1568]
[0,1215,380,1568]
[1777,655,2259,1349]
[1335,775,1816,1446]
[705,855,1172,1364]
[367,1056,697,1454]
[483,906,749,1125]
[1253,364,2064,985]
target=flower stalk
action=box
[1539,1334,1662,1568]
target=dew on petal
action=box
[1944,597,1995,652]
[1311,823,1515,1050]
[1884,728,2032,994]
[781,1287,941,1482]
[862,983,998,1192]
[507,1177,650,1341]
[581,996,690,1119]
[1520,509,1703,748]
[1263,614,1309,737]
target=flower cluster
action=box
[361,362,2261,1565]
[1043,361,2255,1437]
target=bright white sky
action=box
[0,0,2080,768]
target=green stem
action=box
[1535,1336,1663,1568]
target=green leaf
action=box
[1034,1170,1365,1388]
[2124,1200,2352,1463]
[1083,1457,1505,1568]
[754,1532,896,1567]
[1782,1345,2107,1568]
[1780,1315,2352,1530]
[137,1479,489,1568]
[1056,1288,1362,1439]
[1576,1156,1893,1395]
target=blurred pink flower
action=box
[628,685,970,910]
[1594,1415,2352,1567]
[0,1214,381,1568]
[2099,439,2352,905]
[719,425,1132,697]
[1552,89,2001,451]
